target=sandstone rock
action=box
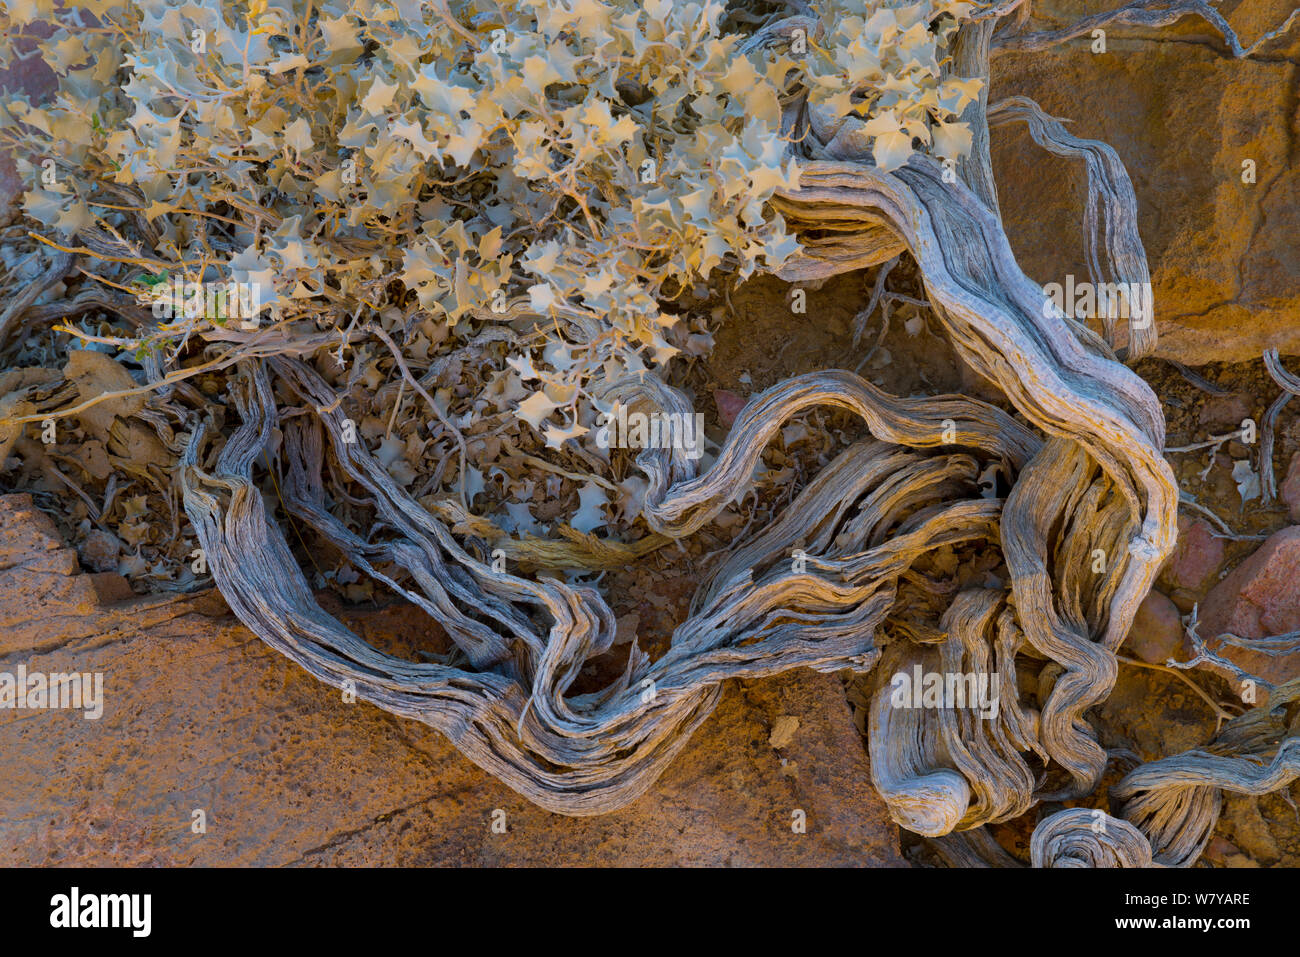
[993,1,1300,364]
[1201,527,1300,637]
[1199,526,1300,686]
[1124,589,1185,665]
[1161,516,1225,595]
[1279,452,1300,522]
[0,493,903,866]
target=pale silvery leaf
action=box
[516,390,563,430]
[572,481,609,534]
[1232,459,1260,504]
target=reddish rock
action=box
[1162,516,1225,594]
[1124,590,1185,665]
[714,389,747,429]
[1199,527,1300,686]
[1279,452,1300,523]
[1198,394,1253,432]
[1201,527,1300,637]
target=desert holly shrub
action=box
[2,0,980,455]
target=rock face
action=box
[1199,526,1300,686]
[991,0,1300,365]
[0,494,903,866]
